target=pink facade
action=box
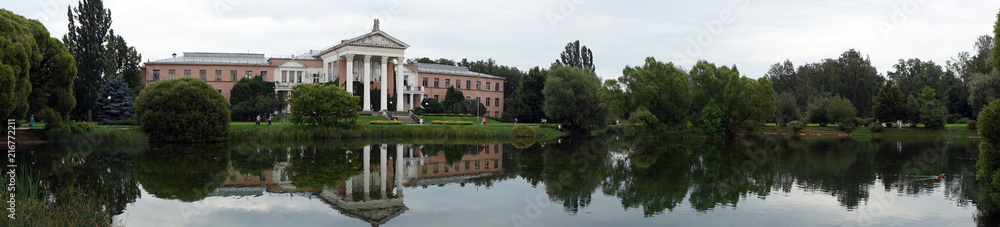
[143,63,274,101]
[419,71,505,118]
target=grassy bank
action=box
[760,124,980,138]
[0,165,119,227]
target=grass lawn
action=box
[761,123,980,138]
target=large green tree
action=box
[64,0,112,121]
[104,29,142,97]
[836,49,883,117]
[0,9,77,135]
[96,76,132,124]
[690,60,738,114]
[872,80,905,123]
[620,57,691,126]
[543,64,606,132]
[825,95,857,124]
[442,86,465,113]
[722,76,776,134]
[288,83,360,127]
[775,92,799,126]
[556,40,594,72]
[993,10,1000,73]
[916,86,948,129]
[230,76,283,121]
[600,79,628,121]
[504,66,548,123]
[458,58,524,98]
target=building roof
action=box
[315,23,410,58]
[413,63,504,79]
[146,52,271,66]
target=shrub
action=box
[370,120,402,125]
[869,122,884,133]
[838,122,856,133]
[788,120,805,132]
[67,120,93,134]
[957,117,972,124]
[512,124,536,138]
[107,115,138,125]
[135,78,230,143]
[431,120,474,125]
[288,83,360,127]
[968,120,978,131]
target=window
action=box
[297,71,303,83]
[496,82,501,91]
[261,71,268,81]
[422,165,427,174]
[486,82,491,91]
[215,70,222,81]
[423,77,428,87]
[246,70,252,78]
[153,69,160,80]
[495,111,499,118]
[445,79,450,88]
[168,69,175,79]
[282,71,287,82]
[433,163,439,173]
[231,70,237,81]
[456,79,461,89]
[495,98,499,107]
[313,73,319,83]
[444,164,449,173]
[465,161,470,171]
[477,81,481,90]
[199,70,207,81]
[434,78,439,88]
[217,89,222,93]
[434,95,439,101]
[184,69,191,78]
[466,96,470,100]
[486,98,491,107]
[466,80,471,89]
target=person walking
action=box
[255,114,261,126]
[482,116,488,126]
[514,118,518,127]
[267,114,272,126]
[29,115,34,129]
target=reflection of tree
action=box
[978,141,1000,226]
[231,147,279,175]
[32,144,143,217]
[784,138,874,209]
[602,140,691,216]
[287,146,362,189]
[134,143,230,202]
[541,138,609,214]
[687,140,777,212]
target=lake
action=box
[12,134,1000,227]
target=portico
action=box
[316,20,419,112]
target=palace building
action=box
[142,20,505,117]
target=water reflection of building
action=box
[209,144,503,226]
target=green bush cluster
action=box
[107,116,138,125]
[980,100,1000,145]
[135,78,230,143]
[787,120,805,132]
[838,122,856,133]
[512,124,536,138]
[370,120,403,125]
[852,117,874,127]
[969,120,978,131]
[869,122,885,133]
[431,120,474,125]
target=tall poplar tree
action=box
[64,0,112,121]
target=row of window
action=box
[423,77,501,91]
[152,69,267,82]
[424,159,501,174]
[280,70,321,83]
[429,95,501,107]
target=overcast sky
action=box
[5,0,999,80]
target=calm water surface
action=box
[17,135,1000,226]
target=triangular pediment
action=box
[340,31,409,50]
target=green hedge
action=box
[370,120,403,125]
[431,120,474,125]
[135,78,230,143]
[423,113,475,117]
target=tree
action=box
[407,57,456,66]
[775,92,799,126]
[135,78,230,143]
[1,9,77,135]
[975,99,1000,205]
[690,60,738,114]
[556,40,594,72]
[96,76,132,124]
[505,66,548,123]
[64,0,113,121]
[701,99,725,136]
[825,95,857,124]
[806,96,831,126]
[766,60,799,102]
[104,30,142,97]
[723,77,776,134]
[969,71,1000,116]
[836,49,883,117]
[599,79,628,121]
[419,98,445,114]
[543,64,606,132]
[288,83,360,127]
[134,144,228,202]
[230,76,282,121]
[620,57,691,126]
[459,58,525,98]
[872,80,905,123]
[442,86,465,113]
[904,95,920,123]
[916,86,947,129]
[993,9,1000,73]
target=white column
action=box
[345,54,354,94]
[363,145,371,201]
[396,57,404,111]
[345,178,353,201]
[380,57,389,111]
[363,55,372,111]
[380,144,388,199]
[396,144,404,197]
